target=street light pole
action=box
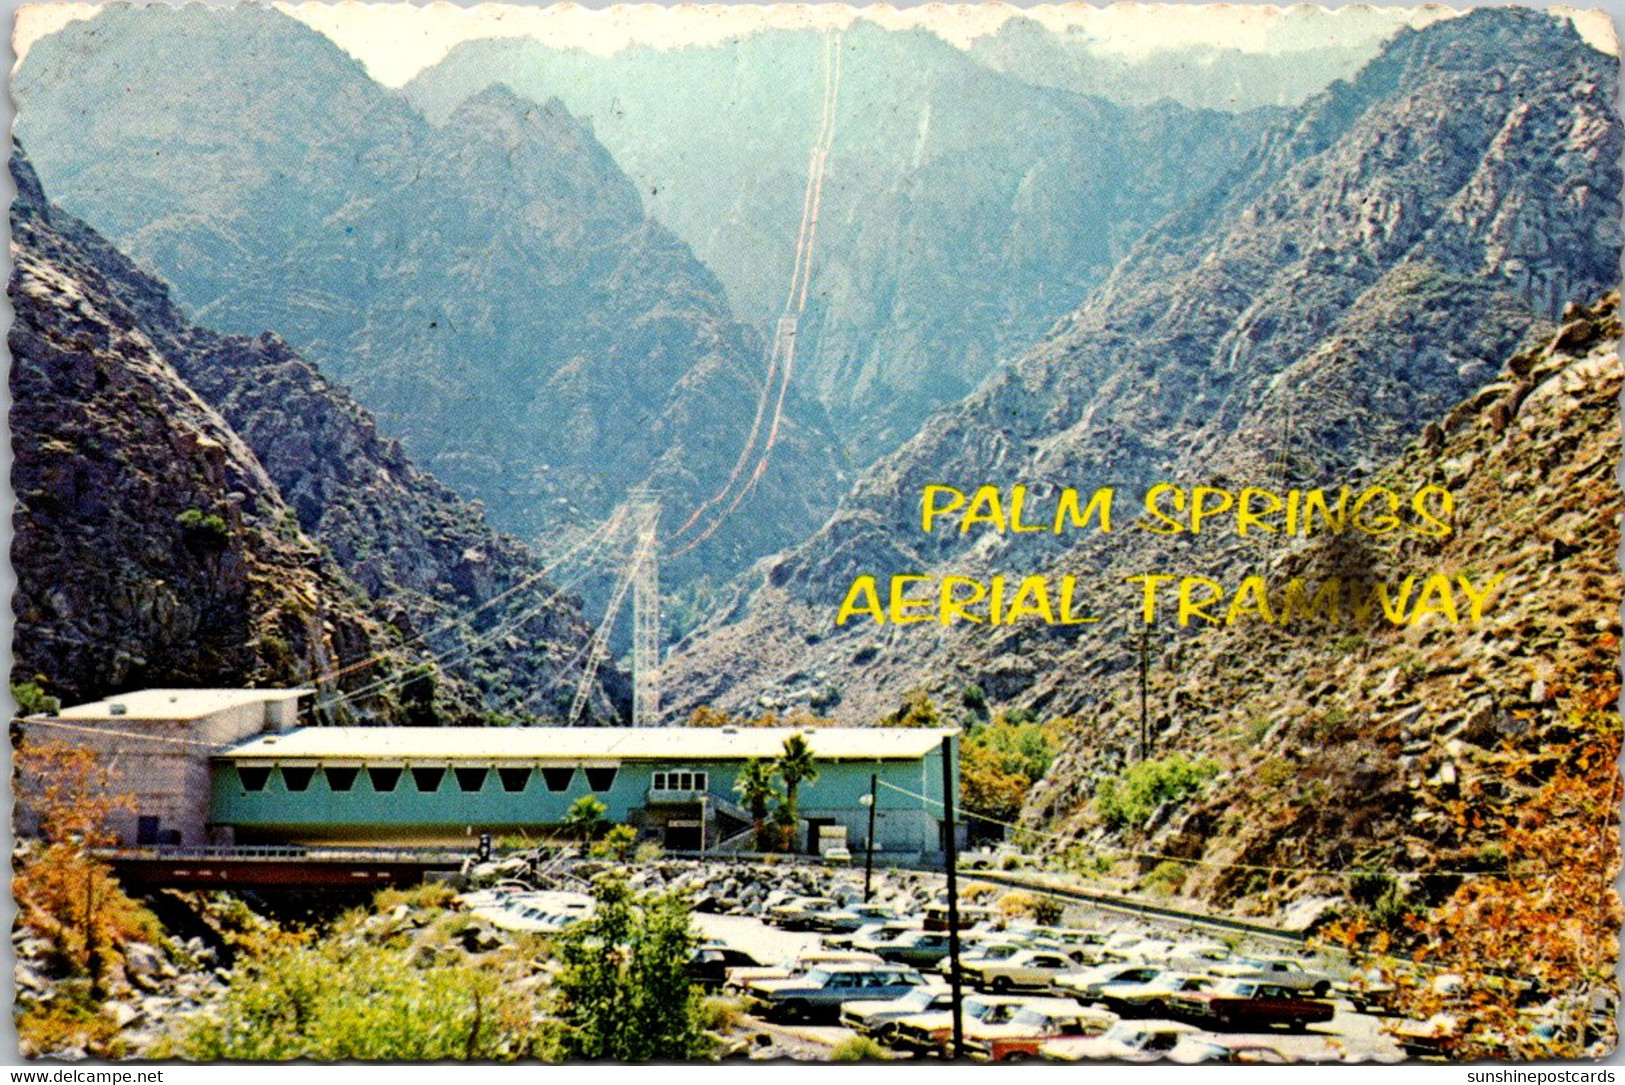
[941,734,963,1060]
[863,773,878,902]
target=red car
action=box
[1172,979,1335,1031]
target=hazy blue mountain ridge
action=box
[405,23,1275,461]
[14,5,848,596]
[10,145,630,722]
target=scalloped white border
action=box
[15,2,1619,90]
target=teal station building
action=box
[211,721,961,860]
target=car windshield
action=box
[1010,1010,1062,1032]
[898,989,936,1010]
[803,969,834,985]
[1105,1024,1144,1045]
[965,1001,1001,1021]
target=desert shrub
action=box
[12,680,60,717]
[1142,860,1187,897]
[698,996,745,1034]
[176,508,230,541]
[373,882,456,913]
[831,1035,890,1061]
[1094,755,1221,831]
[168,940,541,1060]
[590,824,638,860]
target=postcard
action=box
[7,0,1622,1065]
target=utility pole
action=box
[863,773,877,902]
[1137,624,1150,762]
[629,493,661,727]
[941,734,963,1059]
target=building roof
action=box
[55,688,311,722]
[218,726,957,762]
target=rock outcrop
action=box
[14,6,847,596]
[11,149,624,720]
[662,8,1622,731]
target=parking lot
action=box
[694,906,1409,1063]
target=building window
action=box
[411,767,446,793]
[584,767,618,792]
[653,771,707,792]
[454,767,489,793]
[368,767,402,793]
[541,767,575,793]
[497,767,532,793]
[281,767,315,792]
[324,766,359,792]
[239,766,271,792]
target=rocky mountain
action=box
[1037,296,1623,915]
[10,149,626,722]
[661,8,1622,727]
[964,13,1406,112]
[13,5,846,592]
[405,24,1273,463]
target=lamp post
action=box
[860,774,878,902]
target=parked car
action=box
[834,921,923,952]
[1100,972,1216,1018]
[766,896,839,930]
[1041,1021,1202,1062]
[874,930,956,969]
[723,950,883,996]
[840,985,955,1041]
[1163,941,1233,970]
[966,949,1085,993]
[922,903,998,931]
[962,999,1117,1062]
[1054,963,1166,1005]
[808,903,901,934]
[888,995,1032,1057]
[1210,955,1335,996]
[745,964,927,1022]
[1103,938,1181,964]
[939,942,1025,982]
[686,944,763,990]
[1171,979,1336,1031]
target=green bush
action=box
[11,680,60,717]
[1142,860,1187,898]
[831,1035,890,1061]
[1094,755,1220,831]
[166,940,541,1060]
[176,508,230,541]
[544,874,707,1061]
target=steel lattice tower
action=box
[629,495,662,727]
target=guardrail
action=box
[95,845,471,865]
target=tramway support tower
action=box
[629,494,662,727]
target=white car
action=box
[966,949,1085,993]
[1210,955,1335,996]
[1054,963,1166,1004]
[1041,1021,1202,1062]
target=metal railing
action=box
[96,844,470,864]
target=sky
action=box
[11,2,1620,88]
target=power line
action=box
[312,507,627,687]
[313,521,621,717]
[665,32,843,559]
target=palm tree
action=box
[563,794,607,846]
[734,759,780,852]
[777,733,819,853]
